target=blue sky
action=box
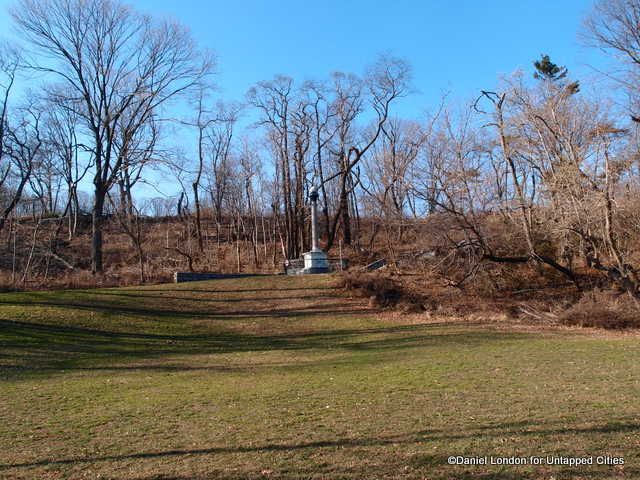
[1,0,604,113]
[129,0,604,116]
[0,0,609,197]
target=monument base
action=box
[302,249,329,274]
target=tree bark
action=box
[91,188,106,274]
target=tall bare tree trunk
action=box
[91,187,106,274]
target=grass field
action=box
[1,274,639,479]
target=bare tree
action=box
[1,102,43,231]
[28,137,62,216]
[185,86,217,252]
[362,118,424,225]
[248,76,309,258]
[0,43,22,227]
[44,96,90,238]
[12,0,214,273]
[205,101,241,245]
[504,68,640,296]
[584,0,640,120]
[325,56,411,249]
[324,71,363,249]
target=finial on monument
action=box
[309,185,319,202]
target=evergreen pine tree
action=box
[533,54,580,94]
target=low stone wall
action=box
[174,272,259,283]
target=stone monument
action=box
[302,186,329,273]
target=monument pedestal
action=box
[302,249,329,274]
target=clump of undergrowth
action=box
[559,289,640,329]
[338,272,425,312]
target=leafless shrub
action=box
[338,272,424,310]
[560,289,640,329]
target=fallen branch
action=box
[518,305,559,323]
[44,251,75,270]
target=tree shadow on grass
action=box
[0,298,372,323]
[2,419,637,478]
[142,286,334,294]
[68,290,344,304]
[0,276,344,324]
[0,318,523,378]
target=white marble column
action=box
[302,185,329,273]
[310,186,319,251]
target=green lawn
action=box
[0,274,639,479]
